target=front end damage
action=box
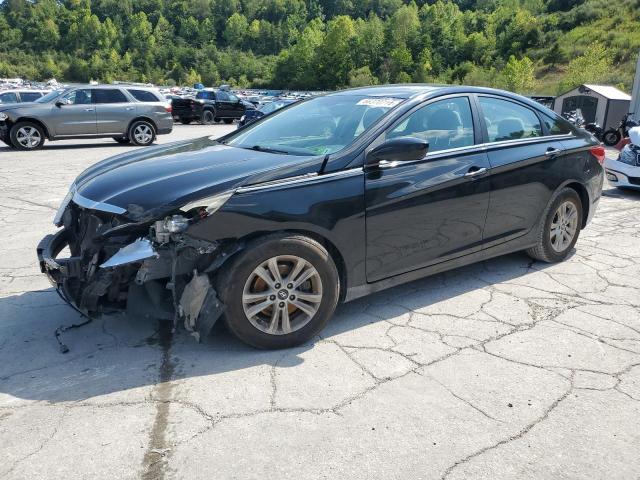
[37,200,231,341]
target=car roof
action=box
[0,89,47,93]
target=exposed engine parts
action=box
[38,204,231,348]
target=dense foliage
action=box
[1,0,638,94]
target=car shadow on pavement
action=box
[0,251,552,404]
[601,186,640,201]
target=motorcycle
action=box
[584,121,604,141]
[562,109,585,127]
[602,112,639,146]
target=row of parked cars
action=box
[0,83,304,150]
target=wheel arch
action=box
[215,229,349,303]
[127,116,157,133]
[13,117,51,139]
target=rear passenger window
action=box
[0,92,18,103]
[541,113,573,135]
[20,92,42,102]
[388,97,474,153]
[127,89,160,102]
[93,89,128,104]
[479,97,542,142]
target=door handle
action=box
[545,147,562,156]
[125,107,135,111]
[464,167,487,178]
[83,108,94,112]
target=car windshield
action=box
[225,95,403,156]
[36,89,66,103]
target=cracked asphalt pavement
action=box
[1,126,640,479]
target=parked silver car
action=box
[0,90,48,104]
[0,85,173,150]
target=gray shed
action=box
[553,84,631,130]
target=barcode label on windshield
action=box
[356,98,402,108]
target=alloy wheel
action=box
[133,124,153,144]
[242,255,323,335]
[16,126,41,149]
[550,200,578,252]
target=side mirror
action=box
[55,98,71,107]
[366,137,429,166]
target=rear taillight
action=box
[590,145,606,164]
[165,104,172,113]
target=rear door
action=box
[94,88,134,134]
[52,88,97,136]
[365,95,491,282]
[227,93,244,118]
[477,95,567,247]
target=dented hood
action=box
[74,136,324,220]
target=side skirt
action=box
[344,234,537,303]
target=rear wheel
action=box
[112,136,130,144]
[527,188,582,263]
[10,121,45,150]
[128,120,155,146]
[216,235,339,349]
[201,110,215,125]
[603,130,621,146]
[223,118,234,124]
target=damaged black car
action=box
[38,85,603,349]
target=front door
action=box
[365,96,491,282]
[52,88,96,136]
[94,88,134,134]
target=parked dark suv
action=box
[38,85,603,349]
[171,89,250,125]
[0,85,173,150]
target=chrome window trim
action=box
[236,169,362,194]
[72,191,127,215]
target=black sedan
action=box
[38,85,604,349]
[237,98,298,127]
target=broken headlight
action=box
[153,215,190,243]
[180,190,234,217]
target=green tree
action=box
[558,43,613,93]
[224,12,248,48]
[502,55,536,93]
[348,66,379,86]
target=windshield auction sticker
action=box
[356,98,403,108]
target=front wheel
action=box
[603,129,621,146]
[216,235,340,349]
[10,121,46,150]
[128,120,155,146]
[527,188,582,263]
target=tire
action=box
[223,118,234,124]
[201,110,215,125]
[526,187,582,263]
[112,136,130,144]
[215,234,340,349]
[10,121,45,150]
[128,120,155,146]
[603,129,621,146]
[180,118,192,125]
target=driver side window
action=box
[388,97,475,153]
[63,89,92,105]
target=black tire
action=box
[215,234,340,349]
[180,118,192,125]
[526,187,582,263]
[603,129,621,146]
[10,121,45,150]
[223,118,234,124]
[128,120,156,146]
[201,110,215,125]
[112,136,130,144]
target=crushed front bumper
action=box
[37,228,83,287]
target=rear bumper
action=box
[157,126,173,135]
